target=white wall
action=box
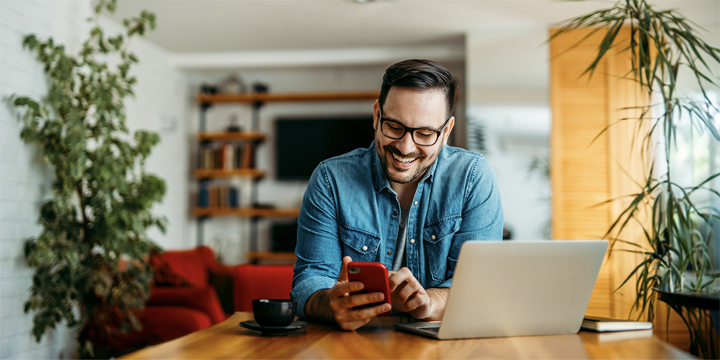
[466,25,549,105]
[0,1,186,358]
[466,27,553,240]
[184,61,465,264]
[466,105,552,240]
[97,15,189,251]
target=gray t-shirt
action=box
[391,207,409,271]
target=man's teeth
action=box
[392,153,416,163]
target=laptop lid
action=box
[396,240,607,340]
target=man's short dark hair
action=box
[379,59,458,118]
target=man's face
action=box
[373,87,454,185]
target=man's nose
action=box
[394,131,417,155]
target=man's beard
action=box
[378,144,431,184]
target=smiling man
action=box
[290,59,503,330]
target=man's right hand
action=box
[306,256,392,331]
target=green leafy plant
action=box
[552,0,719,358]
[10,0,165,357]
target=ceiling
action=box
[106,0,720,54]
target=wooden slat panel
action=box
[653,301,692,351]
[550,27,620,318]
[604,28,652,321]
[550,27,691,353]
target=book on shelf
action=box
[199,183,209,208]
[580,316,653,332]
[199,143,252,171]
[235,145,249,169]
[229,187,238,208]
[198,184,239,209]
[243,143,254,169]
[202,147,213,170]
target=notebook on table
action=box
[580,316,653,332]
[394,240,608,340]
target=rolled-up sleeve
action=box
[291,163,343,319]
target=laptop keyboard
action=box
[418,326,440,333]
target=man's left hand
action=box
[388,268,447,320]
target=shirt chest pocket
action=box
[423,217,461,282]
[339,225,381,262]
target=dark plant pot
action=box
[656,289,719,358]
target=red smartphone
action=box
[346,262,392,316]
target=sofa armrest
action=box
[148,286,227,324]
[233,264,294,312]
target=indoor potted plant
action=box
[10,0,165,357]
[552,0,719,358]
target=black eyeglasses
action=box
[378,108,451,147]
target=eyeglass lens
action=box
[381,120,439,146]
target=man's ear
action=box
[372,100,380,130]
[442,117,455,146]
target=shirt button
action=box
[431,235,436,240]
[414,201,418,206]
[362,246,368,251]
[409,239,415,244]
[393,211,398,216]
[387,251,392,255]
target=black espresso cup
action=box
[252,299,296,327]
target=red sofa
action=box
[139,246,294,345]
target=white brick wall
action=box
[0,1,188,358]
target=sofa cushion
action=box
[148,286,227,324]
[156,246,216,288]
[142,306,213,343]
[152,260,192,287]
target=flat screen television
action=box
[276,115,375,180]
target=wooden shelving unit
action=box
[195,90,379,263]
[195,168,265,179]
[197,131,265,142]
[246,251,297,262]
[196,91,379,104]
[194,207,301,218]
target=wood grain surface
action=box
[120,312,692,359]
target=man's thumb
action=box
[338,256,352,282]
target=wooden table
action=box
[121,312,693,359]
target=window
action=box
[667,91,720,271]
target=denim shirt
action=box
[290,142,503,319]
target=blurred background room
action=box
[1,0,717,358]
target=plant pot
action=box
[655,289,719,359]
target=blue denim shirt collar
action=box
[371,141,438,194]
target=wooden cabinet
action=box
[195,90,379,263]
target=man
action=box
[290,59,503,330]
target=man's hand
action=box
[388,267,448,321]
[306,256,392,331]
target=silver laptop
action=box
[394,240,607,339]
